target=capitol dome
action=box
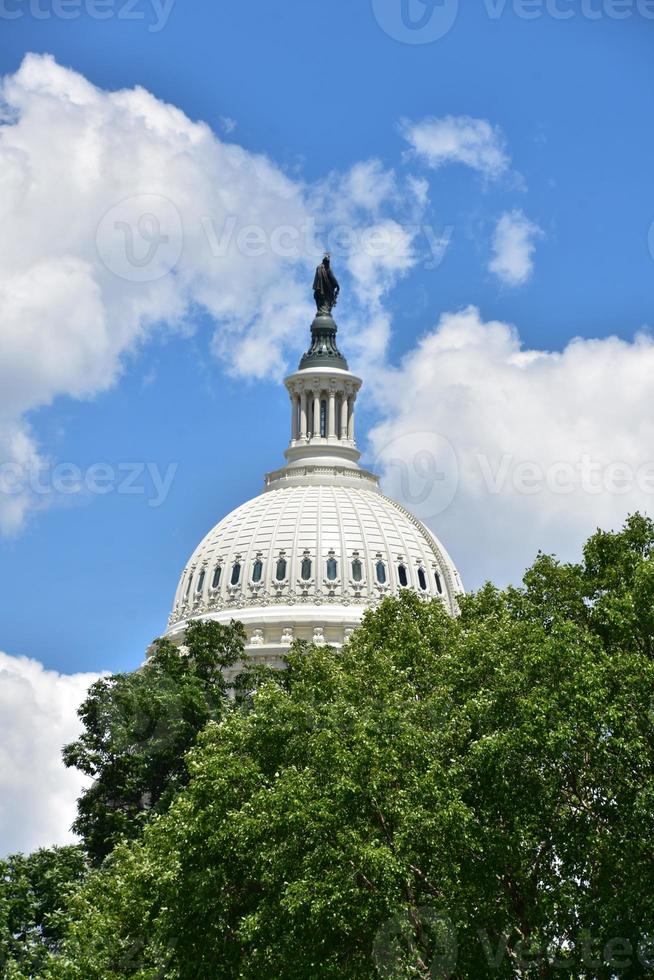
[166,279,463,666]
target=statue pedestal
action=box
[299,315,348,371]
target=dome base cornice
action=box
[265,463,379,493]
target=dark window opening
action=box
[276,558,287,581]
[435,571,443,595]
[398,564,408,587]
[418,568,427,591]
[326,557,338,581]
[320,399,327,438]
[252,560,263,583]
[376,561,387,585]
[212,565,222,589]
[352,559,363,582]
[196,570,205,593]
[301,557,312,580]
[231,563,241,586]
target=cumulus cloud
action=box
[489,209,543,286]
[348,221,417,305]
[401,115,510,180]
[0,54,304,529]
[0,652,102,856]
[368,307,654,589]
[343,159,398,213]
[0,54,424,533]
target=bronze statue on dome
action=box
[313,253,340,316]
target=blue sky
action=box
[0,1,653,683]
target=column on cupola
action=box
[300,391,308,439]
[291,393,299,441]
[328,388,336,439]
[340,393,349,441]
[312,390,321,439]
[348,393,356,442]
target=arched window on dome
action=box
[185,572,194,597]
[398,564,409,587]
[376,561,387,585]
[212,565,222,589]
[418,567,427,591]
[252,559,263,583]
[231,563,241,586]
[276,557,288,581]
[326,557,338,581]
[301,557,312,581]
[196,569,206,593]
[435,570,443,595]
[351,558,363,582]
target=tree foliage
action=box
[45,516,654,978]
[0,846,87,978]
[62,619,262,865]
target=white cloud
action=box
[0,55,423,533]
[368,307,654,589]
[401,115,510,180]
[0,54,306,529]
[489,209,543,286]
[348,220,417,306]
[343,159,397,213]
[0,652,102,856]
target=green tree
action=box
[49,516,654,978]
[0,846,87,978]
[63,618,263,865]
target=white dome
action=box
[168,483,462,657]
[165,305,463,663]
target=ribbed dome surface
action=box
[169,483,461,628]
